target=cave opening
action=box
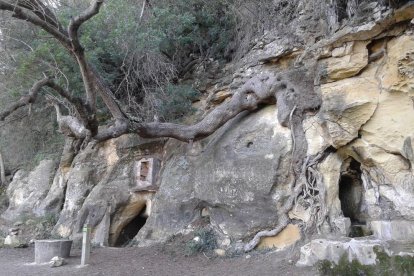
[338,159,370,237]
[115,206,147,247]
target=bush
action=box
[0,0,235,123]
[185,228,217,256]
[317,247,414,276]
[157,84,200,122]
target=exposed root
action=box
[244,150,329,252]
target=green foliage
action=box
[158,84,200,122]
[185,228,217,256]
[146,0,235,61]
[317,247,414,276]
[1,0,235,122]
[16,213,59,240]
[41,213,59,230]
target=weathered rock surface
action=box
[297,238,389,266]
[2,160,56,221]
[1,1,414,263]
[369,220,414,241]
[137,106,292,244]
[304,28,414,242]
[4,234,24,248]
[53,135,164,246]
[322,41,369,83]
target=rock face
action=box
[53,135,164,246]
[137,106,292,244]
[369,220,414,241]
[1,1,414,261]
[297,238,388,266]
[2,160,56,221]
[313,33,414,238]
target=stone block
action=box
[296,238,387,267]
[4,235,23,248]
[369,220,414,241]
[49,256,66,267]
[34,240,73,264]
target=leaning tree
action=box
[0,0,329,251]
[0,0,293,145]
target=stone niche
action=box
[135,158,161,189]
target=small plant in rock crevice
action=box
[184,228,217,256]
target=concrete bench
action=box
[34,239,73,264]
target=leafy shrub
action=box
[0,0,234,123]
[185,228,217,256]
[157,84,200,122]
[317,247,414,276]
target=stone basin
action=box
[34,239,73,264]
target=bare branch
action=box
[0,1,71,47]
[139,0,147,23]
[0,76,51,121]
[45,81,90,125]
[68,0,104,52]
[0,76,91,128]
[16,0,66,33]
[46,95,91,142]
[0,0,127,123]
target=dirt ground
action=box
[0,244,318,276]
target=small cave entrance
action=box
[338,159,370,237]
[115,206,147,247]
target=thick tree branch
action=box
[66,0,125,119]
[89,64,127,120]
[16,0,66,34]
[45,81,92,128]
[0,76,93,130]
[95,73,285,142]
[68,0,104,52]
[1,0,126,122]
[0,77,51,121]
[46,96,91,142]
[0,1,71,47]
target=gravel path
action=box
[0,245,317,276]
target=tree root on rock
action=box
[244,150,330,252]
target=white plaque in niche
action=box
[135,157,160,188]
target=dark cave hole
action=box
[338,159,373,237]
[115,207,147,247]
[339,159,364,224]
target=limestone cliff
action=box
[1,1,414,255]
